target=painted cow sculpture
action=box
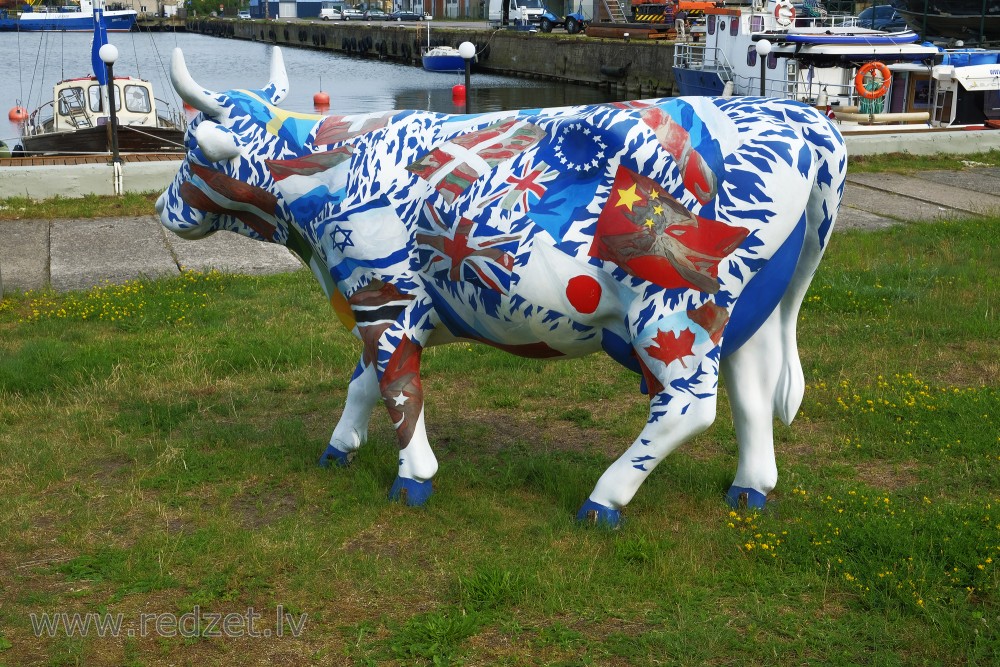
[157,47,846,526]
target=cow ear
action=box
[264,47,289,106]
[171,48,227,117]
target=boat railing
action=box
[673,43,736,84]
[770,74,916,122]
[154,98,187,132]
[22,101,55,137]
[786,12,863,30]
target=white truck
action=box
[487,0,548,27]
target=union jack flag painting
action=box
[406,118,546,204]
[416,204,521,294]
[479,159,558,212]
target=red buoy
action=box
[452,84,466,102]
[8,106,28,122]
[313,91,330,109]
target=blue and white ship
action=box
[672,0,1000,132]
[0,1,137,32]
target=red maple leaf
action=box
[644,328,696,368]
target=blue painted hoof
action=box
[576,499,622,528]
[318,445,353,468]
[389,476,433,506]
[726,485,767,510]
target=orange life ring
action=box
[855,62,892,100]
[774,2,795,27]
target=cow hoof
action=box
[576,499,622,528]
[389,476,433,506]
[726,485,767,510]
[318,445,353,468]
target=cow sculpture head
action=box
[156,47,323,245]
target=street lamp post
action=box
[755,39,772,97]
[98,43,121,164]
[459,41,476,112]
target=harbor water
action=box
[1,30,627,148]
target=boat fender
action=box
[855,62,891,100]
[722,81,735,97]
[774,1,795,28]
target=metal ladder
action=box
[930,84,951,125]
[785,59,800,99]
[59,88,93,129]
[602,0,629,23]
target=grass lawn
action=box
[0,213,997,665]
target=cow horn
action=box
[265,47,289,105]
[170,48,226,117]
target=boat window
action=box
[124,85,151,113]
[57,87,87,116]
[750,15,763,32]
[767,53,778,69]
[730,17,739,35]
[747,47,757,67]
[87,84,121,112]
[88,85,102,112]
[708,15,715,35]
[719,20,726,32]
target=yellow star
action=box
[648,190,660,200]
[644,218,655,228]
[653,205,664,215]
[615,184,643,211]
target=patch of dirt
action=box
[89,455,132,481]
[230,486,298,529]
[341,520,410,560]
[935,340,999,387]
[428,406,630,460]
[853,459,924,492]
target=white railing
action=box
[673,43,737,86]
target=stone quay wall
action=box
[187,19,679,98]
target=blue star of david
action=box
[332,225,354,251]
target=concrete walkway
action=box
[1,167,999,295]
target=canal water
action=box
[1,30,627,147]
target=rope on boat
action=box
[116,124,187,149]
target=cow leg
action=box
[720,308,784,509]
[720,169,841,508]
[578,324,720,527]
[318,360,380,467]
[375,326,438,507]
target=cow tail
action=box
[774,327,805,426]
[774,118,847,426]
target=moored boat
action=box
[18,74,187,156]
[0,1,137,32]
[896,0,1000,42]
[672,0,1000,133]
[422,46,466,73]
[13,1,184,157]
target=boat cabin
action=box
[49,75,159,133]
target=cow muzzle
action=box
[156,185,213,240]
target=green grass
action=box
[0,216,997,665]
[0,192,161,221]
[847,149,1000,174]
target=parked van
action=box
[319,1,348,20]
[488,0,548,26]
